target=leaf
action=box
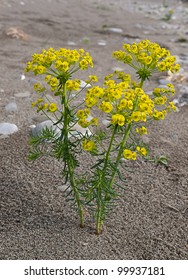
[114,182,126,190]
[157,155,168,166]
[91,159,104,169]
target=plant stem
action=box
[63,83,84,227]
[108,123,132,189]
[96,125,117,234]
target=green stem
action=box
[103,125,118,172]
[63,83,84,227]
[108,123,132,189]
[96,125,118,234]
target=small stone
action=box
[80,80,91,88]
[5,102,18,113]
[67,41,76,46]
[0,123,18,135]
[107,27,123,33]
[111,67,124,72]
[57,185,70,192]
[158,78,171,85]
[14,91,31,98]
[20,74,25,80]
[32,115,49,123]
[102,119,110,126]
[97,40,107,46]
[0,89,4,93]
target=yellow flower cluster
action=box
[32,98,58,113]
[113,40,180,80]
[25,48,93,74]
[82,140,95,151]
[80,72,176,128]
[123,149,136,160]
[66,79,81,91]
[76,108,98,128]
[136,146,147,156]
[25,48,93,93]
[123,146,147,161]
[136,126,148,135]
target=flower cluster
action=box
[31,98,58,113]
[25,47,93,75]
[78,73,176,129]
[113,40,180,80]
[25,48,94,114]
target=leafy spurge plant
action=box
[26,40,179,234]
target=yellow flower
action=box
[152,110,165,120]
[76,108,90,119]
[78,119,90,128]
[48,103,58,112]
[66,79,80,91]
[123,149,136,160]
[136,126,148,135]
[49,77,59,88]
[90,117,99,126]
[99,101,113,113]
[85,96,98,108]
[136,146,147,156]
[168,101,177,111]
[130,111,142,122]
[82,140,95,152]
[88,75,98,83]
[111,114,125,126]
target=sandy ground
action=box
[0,0,188,259]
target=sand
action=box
[0,0,188,259]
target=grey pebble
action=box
[5,102,18,113]
[0,122,18,135]
[14,91,31,98]
[158,78,171,85]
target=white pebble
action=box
[0,123,18,135]
[107,27,123,33]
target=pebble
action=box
[14,91,31,98]
[0,123,18,135]
[5,102,18,113]
[67,41,76,46]
[57,185,70,192]
[80,80,91,88]
[158,78,171,85]
[102,119,110,127]
[107,27,123,33]
[20,74,25,80]
[111,67,124,72]
[97,40,107,46]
